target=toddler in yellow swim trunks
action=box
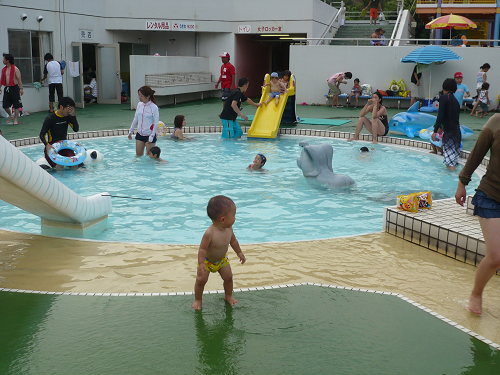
[191,195,246,310]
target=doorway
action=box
[119,43,150,97]
[236,34,300,98]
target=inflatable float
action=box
[36,140,104,170]
[418,129,464,148]
[297,141,355,188]
[389,102,473,139]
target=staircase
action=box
[330,24,396,46]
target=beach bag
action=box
[361,84,372,96]
[378,12,385,22]
[360,9,367,18]
[398,79,407,96]
[378,90,388,97]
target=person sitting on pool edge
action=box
[247,153,266,171]
[39,96,80,170]
[192,195,246,310]
[148,146,166,163]
[220,77,262,139]
[346,91,388,144]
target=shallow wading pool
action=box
[0,134,478,244]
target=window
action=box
[8,30,52,84]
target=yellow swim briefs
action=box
[201,255,229,273]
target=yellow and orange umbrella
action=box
[425,14,477,30]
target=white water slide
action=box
[0,136,112,227]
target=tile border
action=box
[9,127,491,171]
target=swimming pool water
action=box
[0,134,479,244]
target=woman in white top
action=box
[128,86,159,156]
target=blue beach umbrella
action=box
[401,45,463,99]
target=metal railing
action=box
[417,0,496,4]
[288,37,500,46]
[389,1,406,47]
[317,1,344,45]
[344,11,399,21]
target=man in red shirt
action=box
[215,52,236,108]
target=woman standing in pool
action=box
[455,114,500,315]
[346,91,388,144]
[128,86,159,156]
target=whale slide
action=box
[247,74,296,139]
[0,136,112,228]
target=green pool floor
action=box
[1,285,499,375]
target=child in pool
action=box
[430,127,443,155]
[262,72,288,106]
[192,195,246,310]
[171,115,191,140]
[347,78,362,108]
[148,146,167,163]
[247,153,266,171]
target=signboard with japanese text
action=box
[257,25,284,33]
[238,25,251,33]
[146,21,171,30]
[79,30,93,40]
[172,21,196,31]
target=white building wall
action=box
[290,45,500,108]
[0,0,337,112]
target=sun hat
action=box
[219,52,230,58]
[454,72,463,78]
[270,72,279,78]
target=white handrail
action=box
[290,37,500,46]
[318,1,344,45]
[389,1,405,46]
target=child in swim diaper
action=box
[191,195,246,310]
[247,153,267,171]
[262,72,288,106]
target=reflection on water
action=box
[194,304,245,374]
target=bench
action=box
[461,97,492,112]
[325,93,411,109]
[145,72,216,102]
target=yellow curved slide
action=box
[247,74,295,139]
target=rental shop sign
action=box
[146,21,195,31]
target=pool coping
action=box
[1,282,498,351]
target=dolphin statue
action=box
[296,141,355,188]
[389,102,473,139]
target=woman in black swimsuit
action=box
[347,91,388,144]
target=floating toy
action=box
[85,149,104,164]
[48,140,87,166]
[389,102,473,139]
[297,141,355,188]
[419,128,467,148]
[156,121,167,137]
